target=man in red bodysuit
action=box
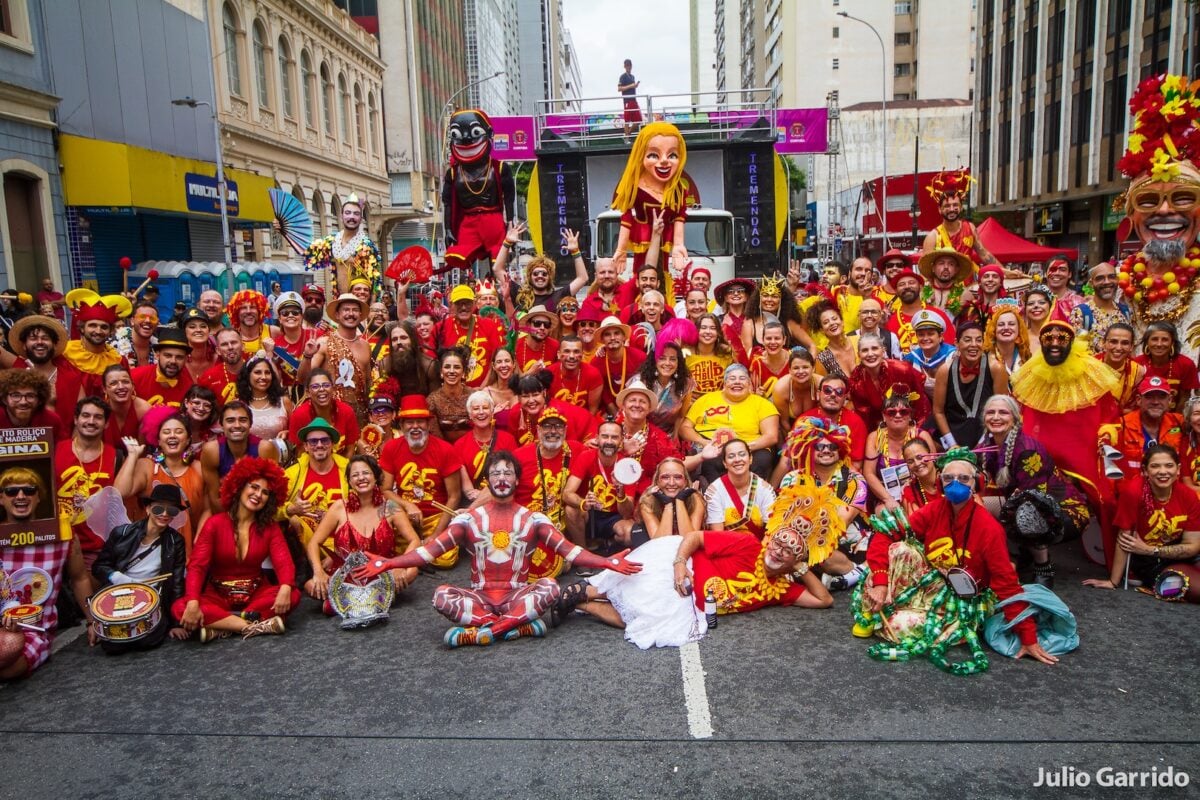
[354,450,640,647]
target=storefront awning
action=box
[58,134,274,224]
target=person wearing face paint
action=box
[175,457,298,642]
[982,301,1031,377]
[979,395,1090,588]
[1097,375,1184,482]
[931,321,1009,450]
[1011,320,1120,562]
[130,328,195,408]
[311,293,373,423]
[859,449,1060,667]
[1133,321,1198,412]
[441,111,514,272]
[847,334,931,432]
[1085,444,1200,602]
[500,407,585,554]
[1068,262,1130,352]
[354,450,641,647]
[1041,256,1084,319]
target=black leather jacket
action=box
[91,519,187,609]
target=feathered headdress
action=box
[927,167,975,205]
[655,316,699,359]
[783,417,851,471]
[1118,74,1200,186]
[765,481,846,567]
[371,375,401,408]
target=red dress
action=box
[331,517,395,569]
[692,531,804,613]
[619,187,687,270]
[172,513,298,623]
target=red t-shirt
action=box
[54,439,117,554]
[1133,354,1200,407]
[453,428,520,488]
[548,361,602,409]
[379,435,462,517]
[885,305,956,352]
[198,362,240,407]
[1112,477,1200,544]
[438,316,505,388]
[0,407,69,442]
[568,448,625,513]
[513,441,581,514]
[130,364,194,407]
[595,347,648,408]
[295,461,345,511]
[691,531,804,613]
[514,335,559,374]
[507,400,598,447]
[288,399,360,455]
[801,407,868,463]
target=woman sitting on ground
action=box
[174,457,299,643]
[702,439,777,538]
[92,484,189,653]
[305,455,421,606]
[1084,444,1200,602]
[638,458,705,541]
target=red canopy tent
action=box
[976,217,1078,262]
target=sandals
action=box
[550,581,590,627]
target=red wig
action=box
[219,456,288,510]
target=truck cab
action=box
[593,206,737,286]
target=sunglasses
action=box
[2,486,36,497]
[531,271,550,278]
[813,442,839,453]
[530,320,553,329]
[134,314,159,324]
[150,504,181,517]
[576,321,599,328]
[278,308,302,317]
[306,436,332,446]
[820,386,846,397]
[1131,185,1200,213]
[884,408,911,418]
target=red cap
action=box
[893,269,925,288]
[876,248,909,270]
[1138,375,1171,395]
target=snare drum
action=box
[526,541,565,583]
[89,583,162,642]
[3,604,43,628]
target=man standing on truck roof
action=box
[618,59,641,141]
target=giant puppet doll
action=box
[442,109,515,271]
[1114,75,1200,348]
[610,122,696,305]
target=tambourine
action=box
[4,604,43,629]
[613,458,643,486]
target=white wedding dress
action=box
[587,536,708,649]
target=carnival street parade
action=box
[4,70,1200,700]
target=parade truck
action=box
[592,206,738,287]
[518,89,794,287]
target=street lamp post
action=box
[172,96,234,295]
[837,11,889,249]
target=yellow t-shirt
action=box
[686,391,779,442]
[685,351,733,398]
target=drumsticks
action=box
[17,622,46,633]
[142,573,173,585]
[428,500,459,517]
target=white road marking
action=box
[679,641,714,739]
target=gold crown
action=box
[760,273,784,297]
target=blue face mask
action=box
[944,479,973,504]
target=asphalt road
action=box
[2,544,1197,800]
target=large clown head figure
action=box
[613,121,688,212]
[447,109,494,166]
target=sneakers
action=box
[241,616,286,639]
[444,626,495,648]
[1032,561,1056,589]
[198,626,231,644]
[851,621,877,638]
[502,619,548,641]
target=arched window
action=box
[252,20,270,109]
[300,50,314,128]
[311,188,325,236]
[353,83,364,149]
[222,3,241,95]
[320,63,333,136]
[277,36,293,118]
[338,73,349,142]
[367,91,378,155]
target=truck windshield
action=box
[596,216,733,258]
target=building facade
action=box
[515,0,578,113]
[0,0,69,295]
[208,0,388,273]
[975,0,1187,264]
[464,0,521,115]
[689,0,719,105]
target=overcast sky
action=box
[563,0,692,105]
